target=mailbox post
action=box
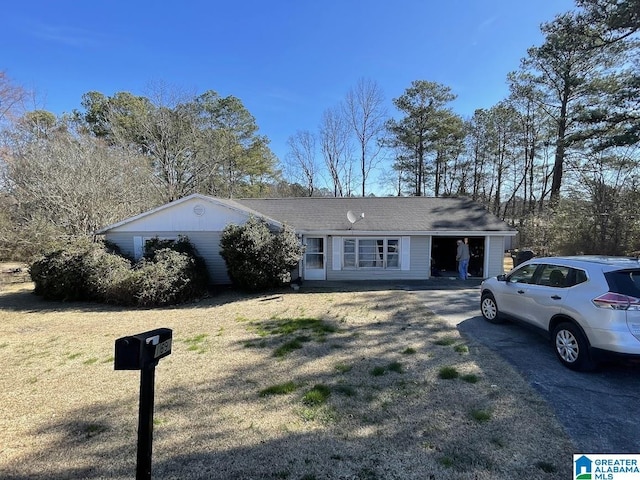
[115,328,172,480]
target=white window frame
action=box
[342,237,401,270]
[133,235,179,260]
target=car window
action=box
[604,269,640,297]
[537,265,570,288]
[565,267,588,287]
[508,264,538,284]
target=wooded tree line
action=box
[0,0,638,260]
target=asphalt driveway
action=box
[409,283,640,454]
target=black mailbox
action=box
[115,328,172,370]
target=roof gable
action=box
[96,194,280,234]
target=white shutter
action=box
[332,237,342,271]
[401,237,411,271]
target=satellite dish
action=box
[347,210,357,224]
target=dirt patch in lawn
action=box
[0,282,574,479]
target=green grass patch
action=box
[259,381,298,397]
[185,333,208,343]
[66,352,82,360]
[368,359,408,376]
[302,384,331,406]
[333,384,357,397]
[439,456,455,468]
[454,344,469,354]
[243,316,338,356]
[438,366,459,379]
[249,316,337,339]
[84,423,108,437]
[83,357,98,365]
[274,338,304,357]
[402,347,416,354]
[461,373,479,383]
[470,409,492,422]
[434,336,457,346]
[334,363,352,373]
[0,342,9,349]
[387,360,403,373]
[298,405,338,423]
[184,333,208,354]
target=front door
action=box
[304,237,326,280]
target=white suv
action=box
[480,256,640,371]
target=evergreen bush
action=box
[134,248,207,307]
[30,236,209,306]
[30,246,90,301]
[220,217,304,291]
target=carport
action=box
[431,236,485,278]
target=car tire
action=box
[480,293,504,324]
[552,322,597,372]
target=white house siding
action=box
[325,235,430,281]
[103,231,136,259]
[104,230,230,284]
[99,198,254,284]
[485,236,506,278]
[117,197,249,232]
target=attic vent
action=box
[193,204,205,216]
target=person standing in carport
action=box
[456,239,470,280]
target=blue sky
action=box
[3,1,576,172]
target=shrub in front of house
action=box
[131,247,209,307]
[220,216,304,291]
[81,244,133,302]
[30,237,209,306]
[30,242,94,301]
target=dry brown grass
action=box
[0,282,574,480]
[0,262,30,287]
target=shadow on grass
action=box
[0,287,571,480]
[0,279,481,315]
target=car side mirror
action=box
[497,274,507,282]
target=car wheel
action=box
[552,322,596,371]
[481,293,504,324]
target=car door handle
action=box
[517,290,525,294]
[551,295,562,300]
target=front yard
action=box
[0,282,573,479]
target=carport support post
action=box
[136,361,157,480]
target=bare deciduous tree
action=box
[320,106,352,197]
[285,130,318,196]
[0,71,27,127]
[2,119,156,257]
[343,78,386,197]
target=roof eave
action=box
[296,230,518,236]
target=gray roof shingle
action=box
[236,197,515,233]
